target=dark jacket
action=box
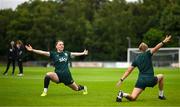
[16,46,24,61]
[8,45,16,60]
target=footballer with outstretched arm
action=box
[25,40,88,96]
[116,35,171,102]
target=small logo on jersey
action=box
[64,53,68,57]
[59,57,67,62]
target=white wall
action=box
[72,61,129,68]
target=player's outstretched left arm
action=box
[151,35,171,54]
[116,66,135,87]
[71,49,88,56]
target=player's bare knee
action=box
[130,96,137,101]
[160,74,164,80]
[46,72,51,76]
[159,74,164,77]
[157,74,164,80]
[159,74,164,78]
[127,95,137,101]
[46,72,54,78]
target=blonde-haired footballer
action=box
[116,35,171,102]
[25,40,88,96]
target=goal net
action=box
[127,48,180,68]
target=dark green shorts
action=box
[135,76,158,90]
[55,72,74,85]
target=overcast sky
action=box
[0,0,138,10]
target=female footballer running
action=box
[116,35,171,102]
[25,40,88,96]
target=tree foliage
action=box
[0,0,179,61]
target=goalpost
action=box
[127,48,180,68]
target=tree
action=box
[0,9,16,59]
[143,28,163,47]
[0,0,179,61]
[160,3,180,47]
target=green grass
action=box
[0,67,180,106]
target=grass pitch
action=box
[0,67,180,106]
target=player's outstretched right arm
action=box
[151,35,171,54]
[25,44,50,57]
[116,66,135,87]
[71,49,88,56]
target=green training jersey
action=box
[50,51,71,73]
[131,50,154,76]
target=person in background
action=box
[16,40,24,76]
[3,41,16,76]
